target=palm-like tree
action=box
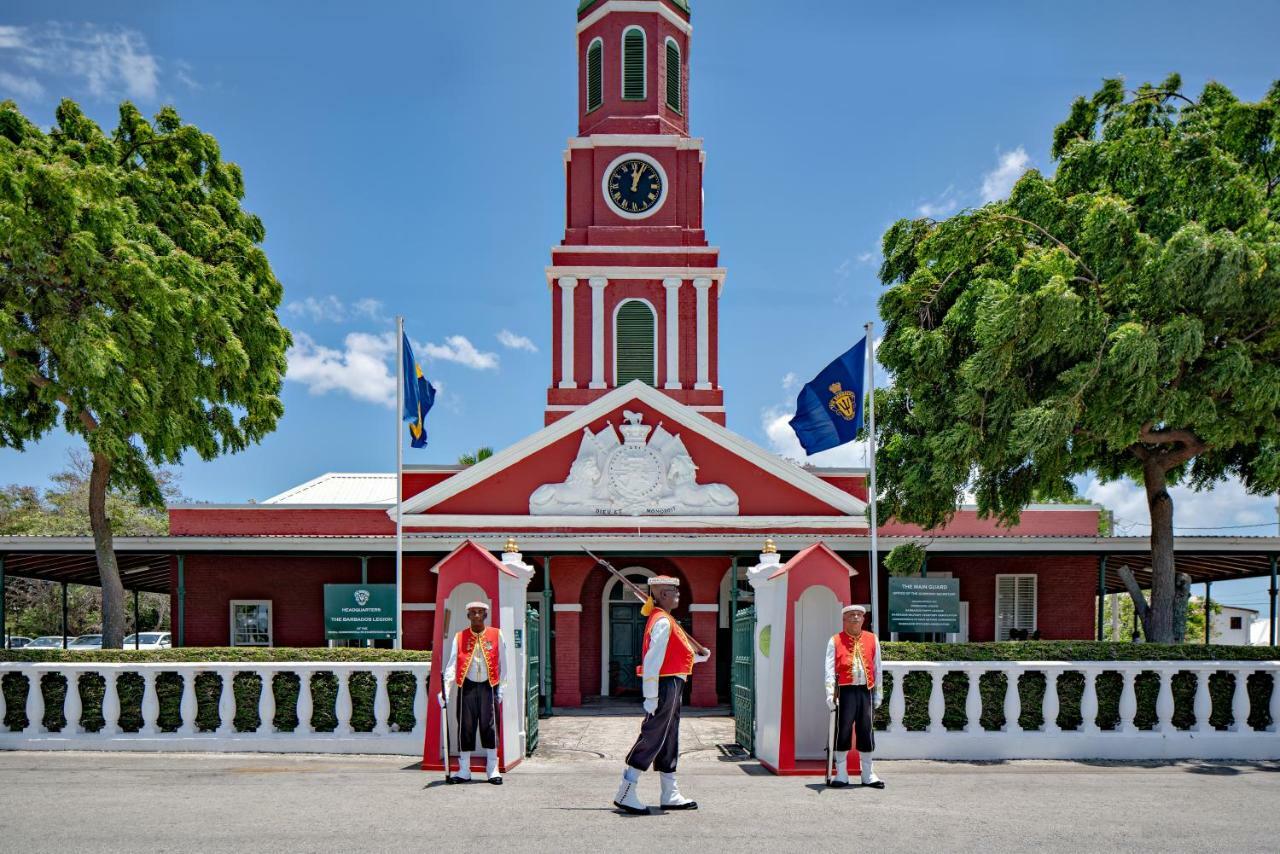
[458,447,494,467]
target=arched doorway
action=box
[601,566,655,697]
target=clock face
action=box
[606,158,664,215]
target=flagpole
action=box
[864,322,880,638]
[395,315,405,650]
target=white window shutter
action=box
[1015,576,1037,633]
[996,576,1016,640]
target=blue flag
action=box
[402,333,436,449]
[788,336,867,456]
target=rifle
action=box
[825,685,838,785]
[440,608,452,782]
[582,547,710,657]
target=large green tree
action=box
[0,99,290,647]
[875,75,1280,643]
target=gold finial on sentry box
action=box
[762,537,777,554]
[503,537,519,554]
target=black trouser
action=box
[835,684,875,753]
[457,680,496,752]
[625,675,683,774]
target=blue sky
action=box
[2,1,1278,614]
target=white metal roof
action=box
[262,473,396,505]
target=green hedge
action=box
[871,642,1279,734]
[2,648,430,734]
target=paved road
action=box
[3,748,1278,853]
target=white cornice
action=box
[544,266,727,292]
[553,245,719,254]
[568,135,703,150]
[577,3,693,37]
[395,380,866,518]
[402,515,866,530]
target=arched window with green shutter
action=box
[614,299,656,386]
[586,38,603,112]
[622,27,646,100]
[665,38,681,113]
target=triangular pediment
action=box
[395,382,865,520]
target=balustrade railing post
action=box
[63,669,83,735]
[411,667,428,736]
[296,669,314,736]
[1042,668,1061,734]
[178,667,198,735]
[963,666,983,734]
[927,668,946,734]
[1117,668,1138,734]
[1269,666,1280,734]
[1080,669,1099,735]
[216,669,237,736]
[140,670,160,736]
[258,669,276,735]
[1155,667,1176,733]
[1230,668,1251,733]
[1002,666,1021,733]
[101,670,121,736]
[886,667,906,734]
[334,669,354,736]
[373,669,391,736]
[25,668,46,735]
[1192,669,1212,734]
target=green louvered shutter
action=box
[665,40,681,112]
[623,29,645,100]
[615,301,655,386]
[587,41,603,111]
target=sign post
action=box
[888,578,960,635]
[324,584,398,642]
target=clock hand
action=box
[630,163,644,193]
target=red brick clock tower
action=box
[546,0,726,425]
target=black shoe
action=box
[828,780,849,789]
[448,775,469,785]
[488,776,503,785]
[614,800,649,816]
[661,801,698,810]
[862,780,886,789]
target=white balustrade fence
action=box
[875,660,1280,760]
[0,662,430,755]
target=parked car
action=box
[67,634,103,650]
[121,632,172,650]
[4,635,32,649]
[22,636,67,649]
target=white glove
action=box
[826,694,837,712]
[874,690,884,709]
[643,697,658,715]
[496,686,504,704]
[693,651,710,664]
[437,691,445,708]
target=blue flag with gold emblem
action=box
[789,336,866,455]
[401,333,436,449]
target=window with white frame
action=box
[664,37,681,112]
[994,575,1036,640]
[586,38,603,111]
[622,26,646,100]
[230,600,272,647]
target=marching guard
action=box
[824,603,885,789]
[438,601,506,785]
[613,576,709,814]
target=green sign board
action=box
[888,577,959,634]
[324,584,397,639]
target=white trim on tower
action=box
[589,277,607,389]
[558,277,578,389]
[663,277,682,389]
[577,1,693,37]
[693,277,712,390]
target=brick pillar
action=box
[691,610,719,707]
[553,606,583,707]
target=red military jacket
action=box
[637,608,696,679]
[833,629,879,689]
[454,626,502,687]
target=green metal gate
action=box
[731,605,756,754]
[525,605,541,756]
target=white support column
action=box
[589,277,607,389]
[693,277,712,390]
[663,277,682,389]
[557,277,577,389]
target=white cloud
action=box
[980,146,1032,203]
[285,296,385,324]
[834,258,853,280]
[917,185,959,219]
[285,331,397,407]
[781,372,801,393]
[496,329,538,353]
[857,251,877,264]
[1083,475,1279,535]
[1,23,164,102]
[423,335,499,371]
[762,405,870,468]
[0,70,42,98]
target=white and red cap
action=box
[647,576,680,588]
[842,604,867,615]
[465,601,490,611]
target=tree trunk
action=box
[1172,572,1192,644]
[1143,460,1177,643]
[89,451,125,649]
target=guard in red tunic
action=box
[824,603,885,788]
[613,576,709,814]
[438,601,506,784]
